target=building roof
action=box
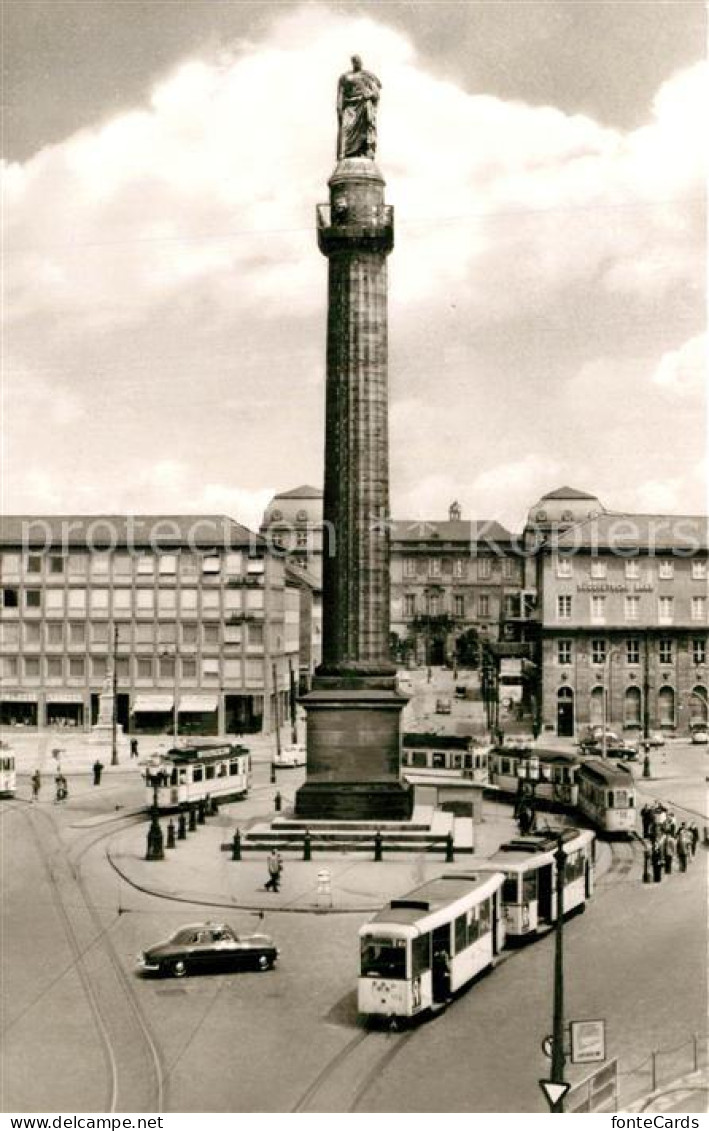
[272,485,323,500]
[391,519,513,545]
[553,512,708,552]
[0,515,262,550]
[540,486,600,501]
[285,561,321,591]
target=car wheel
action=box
[258,954,271,971]
[169,959,187,978]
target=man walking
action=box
[265,849,282,892]
[31,769,41,801]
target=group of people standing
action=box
[641,803,700,881]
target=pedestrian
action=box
[663,831,676,875]
[640,804,653,839]
[676,826,689,873]
[666,811,677,837]
[92,760,104,786]
[31,769,41,801]
[651,838,664,883]
[55,773,68,803]
[265,849,281,892]
[689,823,699,858]
[130,738,139,759]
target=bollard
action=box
[374,829,383,862]
[274,790,282,813]
[177,811,187,840]
[703,826,709,847]
[146,816,164,861]
[445,831,455,863]
[643,755,651,779]
[204,794,211,818]
[316,869,332,908]
[270,762,277,784]
[197,799,206,825]
[232,829,242,861]
[166,819,176,849]
[189,805,197,832]
[303,829,312,861]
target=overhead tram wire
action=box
[4,193,702,256]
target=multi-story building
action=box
[0,515,303,736]
[529,493,709,736]
[390,503,524,665]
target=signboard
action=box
[0,691,38,702]
[45,691,85,704]
[500,658,522,679]
[570,1019,606,1064]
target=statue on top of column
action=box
[337,56,381,160]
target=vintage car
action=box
[690,723,709,745]
[274,743,307,767]
[578,728,638,761]
[137,922,279,977]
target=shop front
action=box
[177,694,219,737]
[0,692,38,728]
[46,691,85,728]
[131,693,174,734]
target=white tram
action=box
[0,743,16,797]
[145,742,251,812]
[476,827,595,941]
[401,733,490,783]
[488,746,579,808]
[358,871,505,1022]
[577,759,636,835]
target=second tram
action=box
[477,827,595,941]
[145,742,251,812]
[577,759,637,835]
[358,871,505,1021]
[488,746,580,809]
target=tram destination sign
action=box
[570,1018,606,1064]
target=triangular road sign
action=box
[539,1080,571,1108]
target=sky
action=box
[3,1,706,534]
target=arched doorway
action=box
[590,685,604,728]
[557,686,574,737]
[690,686,708,723]
[658,686,675,727]
[624,686,642,727]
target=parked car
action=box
[137,922,279,978]
[645,731,666,748]
[578,728,638,761]
[274,744,307,767]
[690,724,709,745]
[435,698,452,714]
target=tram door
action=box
[538,865,553,922]
[431,924,452,1003]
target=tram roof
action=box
[580,758,634,785]
[370,872,500,926]
[161,742,248,762]
[492,746,578,765]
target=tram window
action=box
[455,914,467,954]
[412,933,430,976]
[178,770,187,783]
[412,751,427,768]
[453,754,462,769]
[464,755,473,769]
[193,767,203,783]
[229,761,240,776]
[522,872,537,902]
[205,765,215,780]
[540,765,552,782]
[218,763,227,777]
[360,938,407,980]
[614,790,630,808]
[170,769,178,786]
[607,790,615,809]
[467,909,480,943]
[432,752,446,769]
[479,898,491,936]
[501,758,511,775]
[502,876,518,903]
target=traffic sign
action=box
[539,1080,570,1109]
[570,1019,606,1064]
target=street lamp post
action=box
[111,623,119,766]
[600,647,619,760]
[550,832,567,1113]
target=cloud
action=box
[652,333,706,398]
[3,5,706,527]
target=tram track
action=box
[290,1026,416,1113]
[12,802,166,1113]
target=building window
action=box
[91,589,109,613]
[25,590,41,609]
[158,656,175,679]
[658,596,674,624]
[502,558,514,581]
[92,622,109,644]
[91,555,110,577]
[181,554,199,577]
[625,560,640,580]
[158,555,177,575]
[136,555,154,576]
[691,597,706,622]
[136,658,152,680]
[691,560,707,580]
[295,529,308,549]
[477,559,491,580]
[590,559,607,579]
[404,594,416,617]
[202,658,219,679]
[69,622,85,646]
[45,590,65,614]
[157,622,177,644]
[136,589,154,613]
[625,595,640,621]
[92,657,108,679]
[248,623,263,647]
[624,686,642,726]
[46,657,62,680]
[203,624,219,646]
[24,657,40,680]
[0,623,19,648]
[203,589,220,610]
[658,685,675,726]
[556,557,572,578]
[182,624,198,646]
[46,623,63,647]
[478,594,490,617]
[558,640,572,665]
[24,623,40,647]
[504,594,519,618]
[590,595,605,623]
[68,657,85,678]
[2,588,19,608]
[427,593,441,616]
[202,556,221,575]
[181,588,198,611]
[113,554,132,577]
[68,589,87,612]
[115,658,129,679]
[26,555,42,575]
[158,589,177,613]
[68,554,88,575]
[693,639,706,665]
[659,638,673,665]
[658,560,674,580]
[0,553,20,576]
[181,658,197,680]
[225,553,242,576]
[428,558,441,578]
[114,589,131,611]
[626,638,640,665]
[557,595,572,620]
[135,623,154,644]
[591,639,607,665]
[454,595,465,618]
[1,656,18,679]
[49,556,65,575]
[224,625,241,645]
[453,559,465,579]
[403,558,417,578]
